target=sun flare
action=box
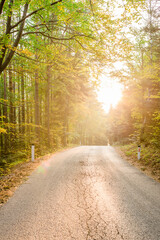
[97,79,123,113]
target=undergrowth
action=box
[118,143,160,178]
[0,144,78,176]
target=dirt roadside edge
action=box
[115,146,160,183]
[0,147,72,207]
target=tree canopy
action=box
[0,0,160,174]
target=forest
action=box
[0,0,159,175]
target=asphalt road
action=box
[0,146,160,240]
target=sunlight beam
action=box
[97,77,123,113]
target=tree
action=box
[106,0,160,147]
[0,0,63,74]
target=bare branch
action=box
[10,21,58,34]
[14,52,46,64]
[74,39,89,51]
[89,0,95,18]
[22,30,94,41]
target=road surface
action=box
[0,146,160,240]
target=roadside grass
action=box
[117,143,160,181]
[0,144,78,205]
[0,144,78,177]
[0,151,29,176]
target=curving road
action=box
[0,146,160,240]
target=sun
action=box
[97,78,123,113]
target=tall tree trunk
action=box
[35,71,39,138]
[21,72,25,134]
[26,90,30,134]
[0,83,3,157]
[18,77,21,133]
[63,100,69,147]
[8,65,14,148]
[45,65,51,147]
[140,50,146,145]
[3,70,8,153]
[13,81,16,124]
[9,66,13,124]
[12,76,17,148]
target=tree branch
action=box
[0,0,13,67]
[0,0,6,15]
[74,39,89,51]
[15,52,46,64]
[10,0,62,30]
[0,3,29,73]
[0,101,23,109]
[22,30,94,41]
[10,21,58,34]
